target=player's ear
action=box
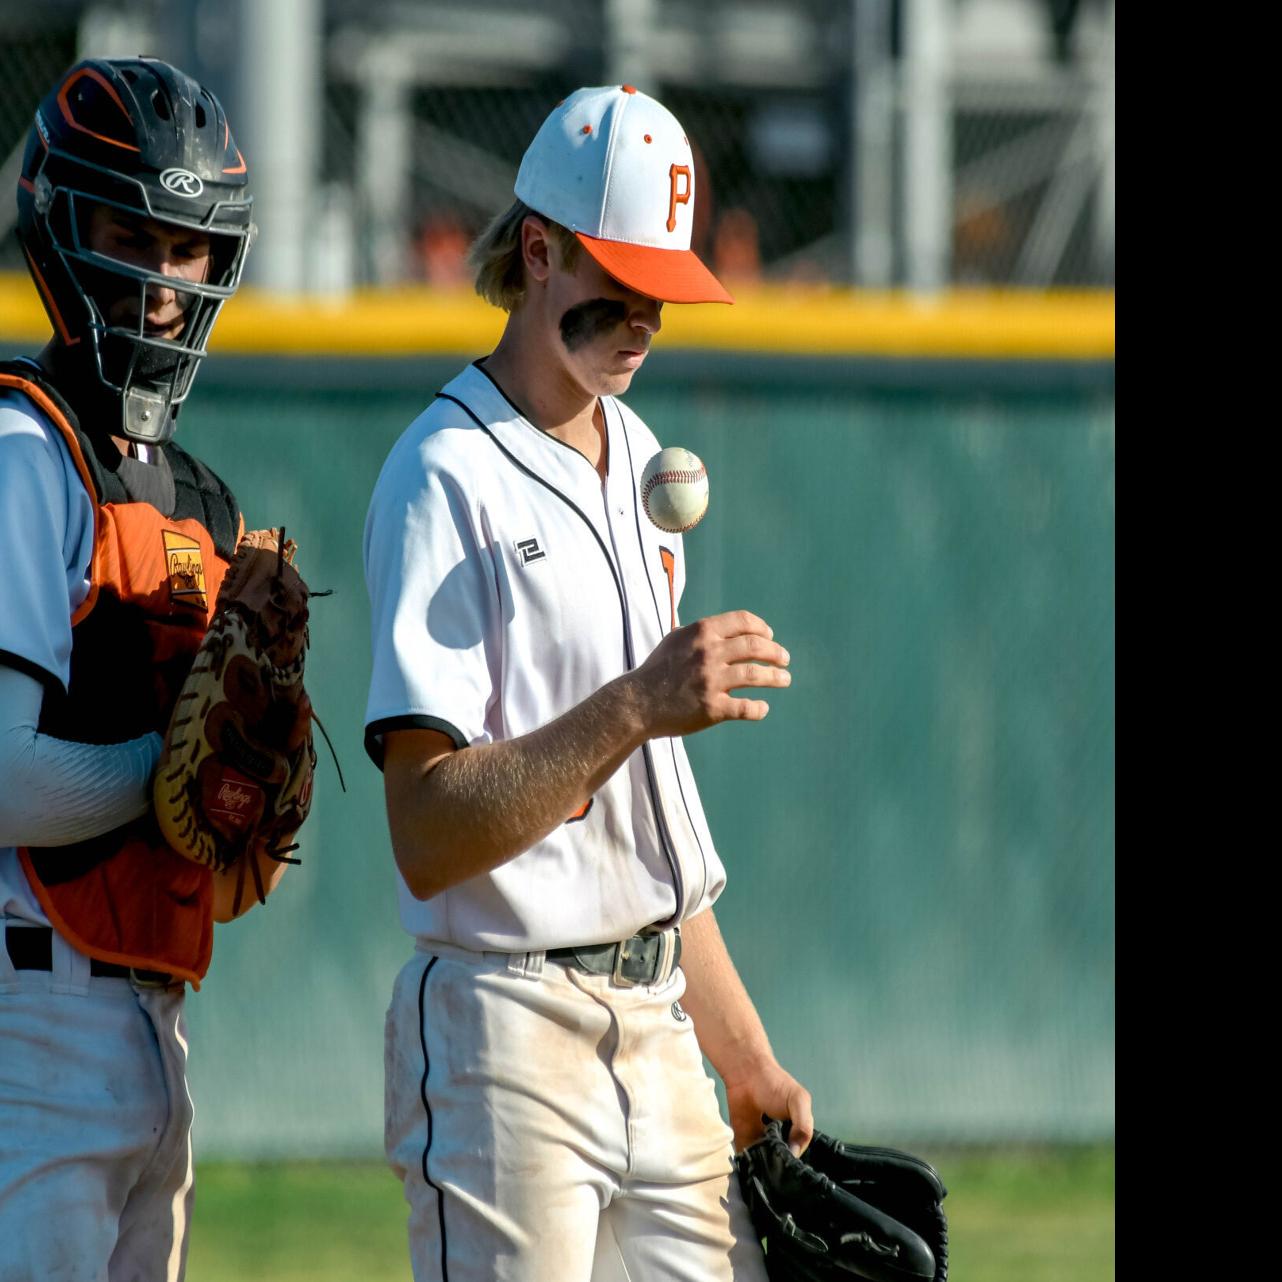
[520,215,553,286]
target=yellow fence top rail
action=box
[0,275,1113,360]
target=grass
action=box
[926,1144,1115,1282]
[186,1144,1114,1281]
[186,1162,411,1282]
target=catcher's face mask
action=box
[40,188,248,440]
[17,56,254,444]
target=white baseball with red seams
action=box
[641,446,709,533]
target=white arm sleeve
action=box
[0,664,163,847]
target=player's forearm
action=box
[0,665,163,846]
[678,908,777,1084]
[387,673,651,899]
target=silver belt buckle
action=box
[612,939,640,987]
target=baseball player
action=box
[0,58,284,1280]
[365,85,812,1281]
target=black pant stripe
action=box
[418,956,448,1281]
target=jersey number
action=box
[659,547,676,631]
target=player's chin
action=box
[597,365,642,396]
[110,310,185,341]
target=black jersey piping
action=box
[433,389,686,909]
[611,398,712,918]
[364,714,468,770]
[471,360,602,476]
[417,956,449,1281]
[435,393,629,655]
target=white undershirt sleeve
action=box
[0,664,163,847]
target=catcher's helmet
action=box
[16,57,253,443]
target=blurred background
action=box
[0,2,1113,1278]
[2,0,1115,293]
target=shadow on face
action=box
[85,205,212,339]
[559,297,630,351]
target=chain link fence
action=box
[0,0,1113,293]
[952,74,1114,286]
[0,12,77,268]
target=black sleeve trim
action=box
[0,649,65,694]
[364,715,469,770]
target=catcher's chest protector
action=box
[0,366,239,986]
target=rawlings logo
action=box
[217,782,255,812]
[208,768,264,830]
[162,530,207,610]
[160,167,204,198]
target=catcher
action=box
[0,58,314,1281]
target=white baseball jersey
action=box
[363,361,726,952]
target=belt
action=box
[5,926,176,988]
[546,927,681,988]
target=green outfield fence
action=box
[3,345,1115,1157]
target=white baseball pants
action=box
[0,922,195,1282]
[384,947,769,1282]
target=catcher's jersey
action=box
[0,366,239,982]
[364,361,726,952]
[0,384,94,930]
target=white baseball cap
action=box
[514,85,733,305]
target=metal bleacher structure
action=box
[2,0,1115,299]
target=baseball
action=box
[641,447,709,534]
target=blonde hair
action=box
[469,200,582,311]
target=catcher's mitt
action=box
[155,527,316,913]
[735,1119,948,1282]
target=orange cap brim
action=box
[576,233,734,305]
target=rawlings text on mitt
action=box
[155,527,315,913]
[735,1118,948,1282]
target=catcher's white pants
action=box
[0,921,195,1282]
[385,947,769,1282]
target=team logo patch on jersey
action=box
[515,537,546,565]
[163,530,207,610]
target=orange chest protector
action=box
[1,364,241,985]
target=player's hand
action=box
[723,1060,814,1156]
[629,610,791,737]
